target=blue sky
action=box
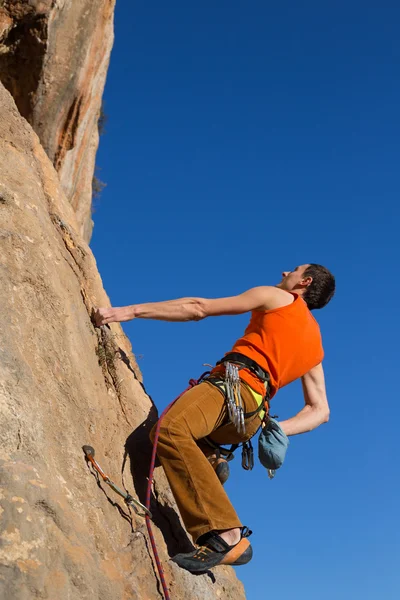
[91,2,400,598]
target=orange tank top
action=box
[213,294,324,398]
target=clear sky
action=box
[91,2,400,598]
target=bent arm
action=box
[279,363,330,436]
[94,286,285,326]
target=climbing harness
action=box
[218,352,270,388]
[205,352,272,473]
[82,445,152,517]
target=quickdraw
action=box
[82,445,152,518]
[241,440,254,470]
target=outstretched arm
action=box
[279,363,330,436]
[93,286,291,326]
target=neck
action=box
[275,285,304,297]
[294,288,305,298]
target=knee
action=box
[149,419,179,447]
[150,418,189,448]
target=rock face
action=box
[0,83,246,600]
[0,0,114,242]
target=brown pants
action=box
[150,380,261,542]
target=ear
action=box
[300,276,313,288]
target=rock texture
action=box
[0,83,246,600]
[0,0,114,242]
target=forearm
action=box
[94,297,206,325]
[279,404,329,436]
[131,297,204,321]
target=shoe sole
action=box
[231,544,253,565]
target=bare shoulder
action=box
[199,286,295,317]
[252,286,295,311]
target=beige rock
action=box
[0,0,115,242]
[0,83,246,600]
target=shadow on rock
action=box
[124,406,194,557]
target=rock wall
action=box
[0,84,246,600]
[0,0,114,242]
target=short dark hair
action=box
[303,264,335,310]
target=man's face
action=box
[277,264,311,291]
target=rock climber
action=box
[94,264,335,573]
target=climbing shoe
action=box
[172,527,253,573]
[207,453,230,485]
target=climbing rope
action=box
[145,373,208,600]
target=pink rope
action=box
[145,374,208,599]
